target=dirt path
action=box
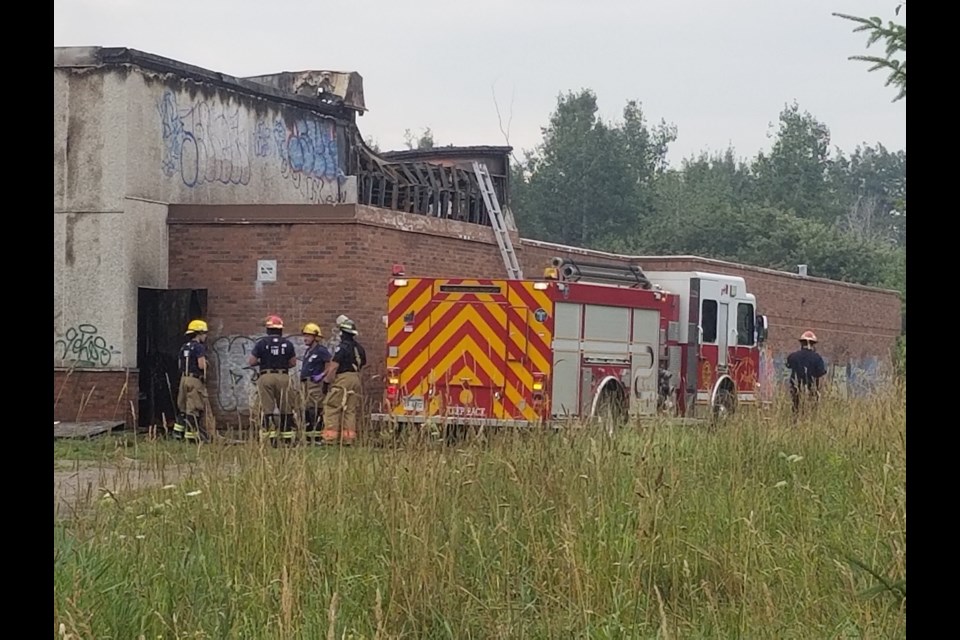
[53,459,193,520]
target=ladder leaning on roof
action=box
[472,161,524,280]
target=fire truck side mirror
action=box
[756,314,769,344]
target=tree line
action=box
[508,94,906,332]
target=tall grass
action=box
[53,385,906,639]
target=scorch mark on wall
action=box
[54,324,121,367]
[158,90,252,188]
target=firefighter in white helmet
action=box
[320,318,367,445]
[174,319,210,442]
[785,330,827,417]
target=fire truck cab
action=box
[643,269,769,419]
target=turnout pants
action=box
[257,371,295,442]
[301,379,326,438]
[175,375,208,441]
[322,371,362,444]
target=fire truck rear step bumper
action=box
[370,414,539,429]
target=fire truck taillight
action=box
[387,367,400,401]
[532,373,545,391]
[533,282,549,290]
[532,373,546,408]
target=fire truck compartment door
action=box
[630,308,660,416]
[551,302,582,417]
[429,301,507,421]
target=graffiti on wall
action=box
[210,333,342,412]
[757,346,887,400]
[157,89,349,203]
[54,324,122,367]
[271,117,349,204]
[158,90,252,188]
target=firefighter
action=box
[785,330,827,418]
[300,322,332,443]
[320,318,367,446]
[247,315,298,445]
[174,319,210,442]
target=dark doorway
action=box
[137,288,208,429]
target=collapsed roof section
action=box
[352,142,515,229]
[244,70,367,115]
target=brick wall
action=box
[54,368,139,427]
[520,241,902,367]
[166,204,902,427]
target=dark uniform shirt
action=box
[332,336,367,374]
[179,339,205,377]
[786,348,827,390]
[301,343,333,381]
[252,335,297,371]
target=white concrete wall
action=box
[55,62,361,370]
[124,71,358,206]
[53,211,128,368]
[54,69,130,369]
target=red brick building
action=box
[53,48,902,430]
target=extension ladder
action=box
[472,161,523,280]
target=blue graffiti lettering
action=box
[156,90,252,188]
[270,117,347,204]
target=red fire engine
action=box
[370,256,769,431]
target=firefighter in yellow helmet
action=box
[785,330,827,418]
[320,318,367,445]
[174,319,210,442]
[299,322,332,443]
[247,315,297,445]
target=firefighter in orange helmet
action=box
[247,315,297,445]
[785,330,827,417]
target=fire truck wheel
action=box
[712,386,737,423]
[595,384,628,436]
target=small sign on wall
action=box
[257,260,277,282]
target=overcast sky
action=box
[54,0,905,166]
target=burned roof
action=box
[53,46,360,120]
[379,145,513,163]
[243,70,366,114]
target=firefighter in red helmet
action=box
[247,315,298,445]
[785,330,827,418]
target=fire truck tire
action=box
[595,383,628,436]
[712,384,737,423]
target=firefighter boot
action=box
[261,415,279,447]
[183,414,200,442]
[279,413,296,446]
[172,414,187,441]
[303,406,318,444]
[195,412,211,443]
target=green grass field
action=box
[53,388,906,639]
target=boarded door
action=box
[137,288,207,428]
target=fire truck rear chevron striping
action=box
[370,257,770,429]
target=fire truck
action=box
[370,256,769,431]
